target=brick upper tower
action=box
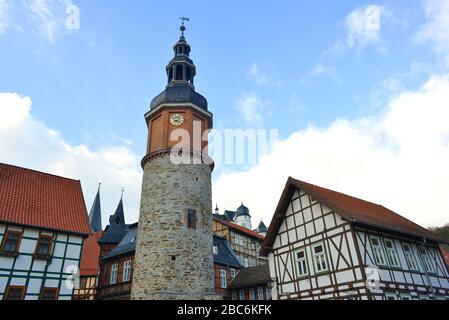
[131,20,217,300]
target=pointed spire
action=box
[109,190,126,226]
[88,183,102,232]
[215,204,219,215]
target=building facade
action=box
[0,163,91,300]
[261,177,449,300]
[229,264,272,300]
[131,22,216,300]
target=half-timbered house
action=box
[0,163,91,300]
[229,264,272,300]
[261,177,449,300]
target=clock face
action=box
[170,113,184,126]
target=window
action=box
[213,245,218,255]
[35,235,53,257]
[3,286,26,300]
[385,292,397,300]
[370,236,387,266]
[295,248,309,277]
[220,269,227,289]
[249,288,255,300]
[419,247,435,273]
[231,290,237,300]
[312,243,328,273]
[257,286,264,300]
[383,239,401,268]
[40,288,58,300]
[419,295,430,300]
[230,268,236,279]
[402,243,419,271]
[1,230,22,254]
[266,287,272,300]
[239,289,245,300]
[400,294,412,300]
[243,256,249,268]
[187,209,197,229]
[123,260,132,282]
[110,264,118,284]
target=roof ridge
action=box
[0,162,80,183]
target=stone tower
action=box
[131,21,217,300]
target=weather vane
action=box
[179,16,190,37]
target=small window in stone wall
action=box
[187,209,197,229]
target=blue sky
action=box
[1,0,449,228]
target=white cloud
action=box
[236,93,266,127]
[0,0,11,34]
[345,4,382,48]
[213,74,449,229]
[0,92,142,226]
[416,0,449,67]
[309,63,341,83]
[247,63,282,87]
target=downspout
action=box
[419,237,436,298]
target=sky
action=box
[1,0,449,229]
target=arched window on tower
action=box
[168,67,174,83]
[186,67,192,83]
[175,65,183,81]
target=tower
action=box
[88,183,102,232]
[235,203,252,230]
[131,20,216,300]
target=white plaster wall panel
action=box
[65,244,81,260]
[335,270,354,284]
[299,279,311,291]
[44,279,59,287]
[288,229,297,243]
[53,242,66,258]
[279,220,287,234]
[286,215,295,230]
[0,277,7,292]
[300,193,310,207]
[355,268,362,280]
[23,228,39,238]
[10,277,26,286]
[27,278,42,294]
[297,226,306,240]
[19,239,36,254]
[57,234,67,242]
[273,235,281,250]
[324,213,335,229]
[393,271,405,283]
[311,203,322,219]
[59,281,74,296]
[404,272,412,283]
[317,275,331,287]
[303,208,313,223]
[0,257,14,269]
[305,222,314,237]
[291,197,301,213]
[315,218,325,234]
[346,232,359,265]
[326,226,346,238]
[430,276,440,288]
[412,274,424,285]
[59,296,71,300]
[63,260,78,275]
[32,260,46,272]
[310,235,322,243]
[12,272,28,278]
[14,255,32,270]
[25,295,38,300]
[68,235,82,244]
[334,214,346,226]
[280,233,288,247]
[287,203,293,216]
[379,269,391,282]
[294,210,304,226]
[47,258,63,274]
[281,283,295,294]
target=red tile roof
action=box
[214,216,264,241]
[0,163,91,236]
[80,231,103,276]
[261,177,447,256]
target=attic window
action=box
[187,209,197,229]
[213,245,218,255]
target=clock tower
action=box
[131,21,217,300]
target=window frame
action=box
[123,260,132,282]
[34,234,54,259]
[213,245,218,255]
[239,289,245,300]
[230,268,236,279]
[40,287,59,300]
[369,236,388,267]
[257,286,264,300]
[311,242,329,274]
[385,292,398,300]
[187,209,197,230]
[383,238,401,269]
[0,230,23,256]
[3,285,26,300]
[419,247,436,274]
[402,243,419,271]
[220,269,227,289]
[295,247,309,278]
[249,288,255,300]
[400,293,412,300]
[110,263,119,285]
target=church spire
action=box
[109,191,126,226]
[88,183,102,232]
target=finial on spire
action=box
[179,16,190,37]
[98,182,101,191]
[121,187,125,200]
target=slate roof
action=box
[150,84,208,111]
[0,163,90,236]
[213,235,243,268]
[98,223,130,244]
[88,186,102,232]
[441,246,449,266]
[236,204,251,217]
[228,264,271,289]
[213,216,265,241]
[102,223,138,260]
[79,231,103,276]
[261,177,448,256]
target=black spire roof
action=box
[236,203,251,217]
[88,184,102,232]
[98,195,128,244]
[256,221,268,233]
[150,20,208,111]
